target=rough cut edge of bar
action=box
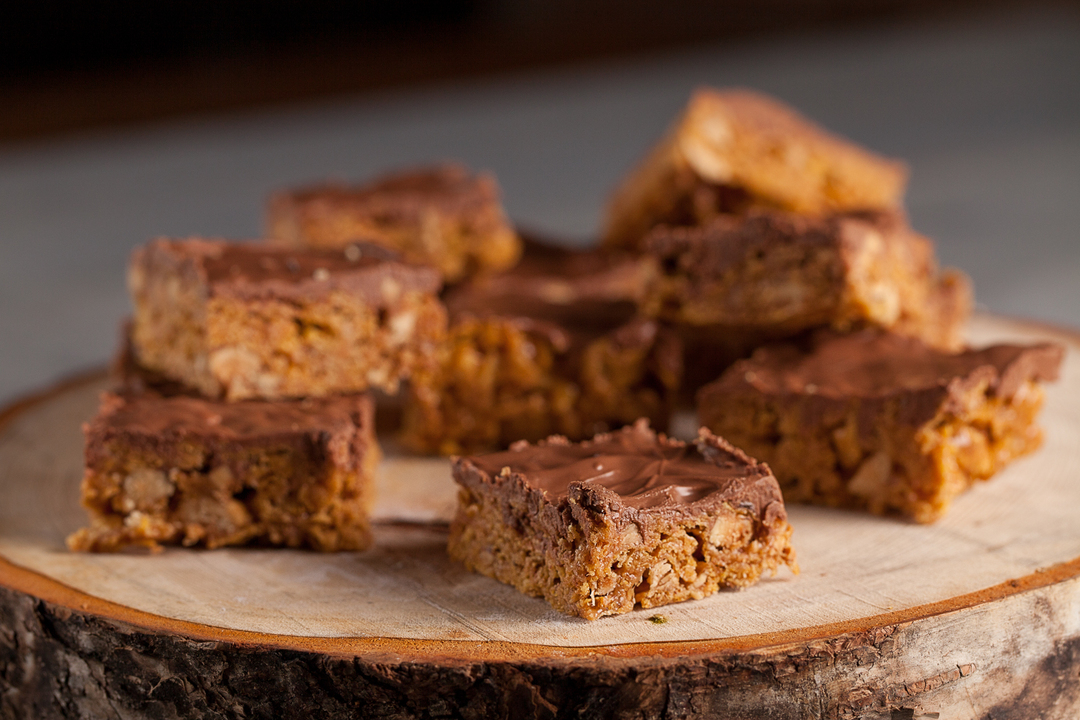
[400,315,682,455]
[697,336,1064,523]
[447,423,797,620]
[68,392,379,552]
[128,238,447,400]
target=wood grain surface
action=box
[1,314,1079,719]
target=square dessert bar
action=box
[644,209,970,347]
[448,420,798,620]
[267,164,522,283]
[399,239,682,455]
[603,88,908,251]
[646,210,970,401]
[129,238,446,400]
[403,314,681,455]
[698,330,1065,523]
[68,391,379,552]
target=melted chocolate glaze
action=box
[84,391,374,471]
[95,392,361,437]
[443,236,656,341]
[461,420,782,517]
[137,238,441,305]
[702,329,1064,427]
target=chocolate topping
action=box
[705,329,1064,427]
[92,391,360,438]
[443,236,653,335]
[287,164,504,221]
[442,239,653,370]
[645,208,907,280]
[462,421,780,515]
[737,330,1062,399]
[85,391,374,472]
[487,235,656,303]
[138,238,441,305]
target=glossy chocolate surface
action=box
[726,329,1064,401]
[464,421,778,513]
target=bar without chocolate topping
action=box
[603,88,908,251]
[448,420,797,620]
[68,391,379,552]
[698,330,1064,523]
[267,164,521,283]
[128,238,446,400]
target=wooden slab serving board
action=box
[2,314,1079,719]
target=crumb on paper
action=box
[648,614,668,625]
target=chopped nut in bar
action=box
[644,209,969,343]
[68,391,379,552]
[643,209,970,400]
[697,329,1064,523]
[399,239,681,454]
[128,238,446,400]
[448,420,798,620]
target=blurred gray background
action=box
[1,4,1078,404]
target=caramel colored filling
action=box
[448,485,795,620]
[132,279,446,400]
[400,317,674,455]
[69,439,377,552]
[702,379,1047,523]
[913,380,1045,522]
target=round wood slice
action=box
[2,315,1079,719]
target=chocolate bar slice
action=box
[68,391,379,552]
[128,238,446,400]
[267,165,521,283]
[644,209,969,343]
[399,239,681,454]
[603,88,908,251]
[697,330,1064,523]
[448,420,797,620]
[644,210,971,402]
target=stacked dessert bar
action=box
[265,163,800,619]
[436,89,1060,617]
[600,88,1062,524]
[399,238,682,455]
[69,92,1063,621]
[70,166,519,552]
